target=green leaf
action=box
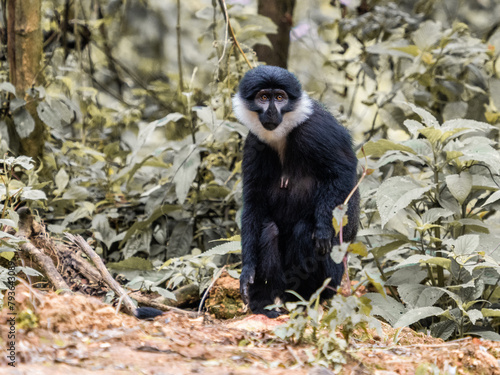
[403,139,433,156]
[392,45,420,56]
[61,202,95,226]
[365,293,405,326]
[54,168,69,194]
[403,119,424,137]
[92,214,122,250]
[422,208,453,224]
[0,82,16,95]
[120,204,179,247]
[420,257,451,270]
[108,257,154,271]
[446,172,472,204]
[193,106,217,132]
[418,128,443,144]
[1,155,35,170]
[359,139,415,158]
[481,308,500,317]
[394,254,431,268]
[21,188,47,200]
[51,98,74,123]
[376,151,425,168]
[122,228,152,259]
[431,320,456,340]
[398,284,445,309]
[405,102,439,128]
[459,142,500,174]
[331,242,349,264]
[348,242,368,257]
[442,118,493,132]
[193,241,241,258]
[413,20,442,49]
[62,185,89,200]
[386,266,427,286]
[37,102,62,130]
[394,307,444,328]
[173,144,201,204]
[371,240,408,259]
[365,272,386,297]
[12,107,35,138]
[0,219,16,228]
[376,176,432,228]
[166,220,193,258]
[444,234,479,256]
[151,286,177,300]
[367,41,417,59]
[482,190,500,206]
[466,309,483,324]
[332,204,348,236]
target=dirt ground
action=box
[1,286,500,375]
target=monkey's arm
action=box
[299,110,359,255]
[313,180,346,254]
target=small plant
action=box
[273,279,381,370]
[362,104,500,340]
[0,155,47,306]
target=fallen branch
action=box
[17,209,70,292]
[128,291,195,316]
[65,233,137,316]
[128,283,199,310]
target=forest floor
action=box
[1,285,500,375]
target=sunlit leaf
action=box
[394,307,444,328]
[376,176,432,228]
[446,172,472,204]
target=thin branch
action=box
[65,233,137,316]
[6,0,16,88]
[198,266,226,315]
[176,0,184,92]
[218,0,253,69]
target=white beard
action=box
[232,92,313,162]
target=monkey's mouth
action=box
[262,122,280,131]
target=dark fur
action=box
[237,67,360,318]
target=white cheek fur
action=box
[232,92,313,161]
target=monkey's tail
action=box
[135,306,164,320]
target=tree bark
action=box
[254,0,296,69]
[7,0,44,159]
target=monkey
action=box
[232,65,360,318]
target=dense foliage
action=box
[0,0,500,350]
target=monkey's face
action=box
[232,66,313,151]
[253,89,289,131]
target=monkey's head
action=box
[233,66,313,148]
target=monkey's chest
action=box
[267,172,316,222]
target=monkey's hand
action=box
[313,227,334,255]
[239,267,255,305]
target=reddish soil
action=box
[0,285,499,374]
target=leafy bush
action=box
[0,156,46,305]
[274,279,380,371]
[361,104,500,340]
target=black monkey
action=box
[233,65,360,318]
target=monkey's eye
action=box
[261,94,269,101]
[276,94,284,101]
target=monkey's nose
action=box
[262,122,279,131]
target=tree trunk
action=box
[254,0,296,69]
[7,0,44,159]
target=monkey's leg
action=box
[284,219,344,302]
[248,221,285,318]
[248,279,283,318]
